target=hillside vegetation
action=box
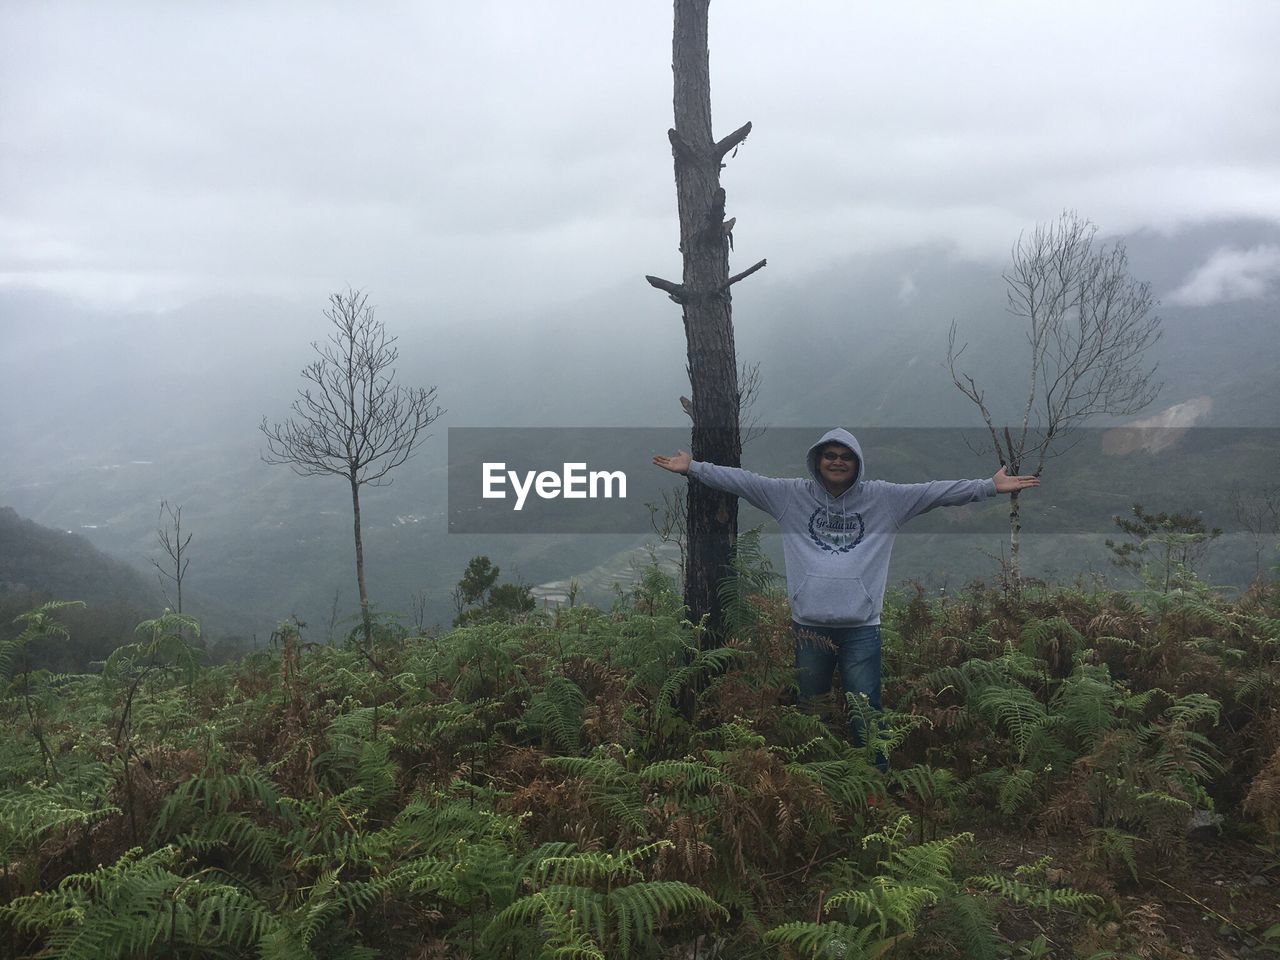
[1,550,1278,958]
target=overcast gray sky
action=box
[3,1,1279,315]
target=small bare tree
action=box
[261,289,443,669]
[1229,481,1280,580]
[151,499,191,614]
[947,211,1161,579]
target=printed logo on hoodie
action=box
[807,507,865,553]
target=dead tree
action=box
[151,499,191,614]
[261,289,443,670]
[1229,481,1280,580]
[948,211,1161,580]
[647,0,765,636]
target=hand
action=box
[993,466,1040,493]
[652,449,692,475]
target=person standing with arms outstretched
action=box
[653,428,1039,768]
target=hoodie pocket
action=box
[791,575,875,624]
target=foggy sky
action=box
[3,1,1280,315]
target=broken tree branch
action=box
[714,121,752,161]
[645,275,686,303]
[723,259,767,290]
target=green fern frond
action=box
[354,738,399,810]
[1162,691,1222,728]
[0,782,119,862]
[490,884,608,950]
[543,754,628,785]
[1084,827,1141,881]
[844,696,932,767]
[1236,668,1280,703]
[881,832,974,888]
[533,894,608,959]
[1051,666,1121,747]
[787,758,883,811]
[520,674,587,753]
[608,880,728,954]
[762,919,880,958]
[655,646,744,723]
[3,600,84,678]
[777,736,830,762]
[544,753,648,835]
[153,768,290,842]
[975,686,1062,762]
[716,527,781,635]
[386,795,521,859]
[697,718,768,750]
[891,764,964,807]
[2,846,278,960]
[937,891,999,960]
[832,879,939,934]
[534,841,670,886]
[967,872,1103,915]
[638,759,728,792]
[994,766,1037,815]
[516,840,580,875]
[862,813,914,852]
[174,812,283,867]
[1021,616,1084,653]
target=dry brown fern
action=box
[1126,900,1191,960]
[581,676,629,746]
[501,775,598,846]
[653,807,714,883]
[1242,745,1280,838]
[713,746,834,878]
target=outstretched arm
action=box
[888,467,1039,527]
[651,449,792,520]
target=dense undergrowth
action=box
[2,549,1279,958]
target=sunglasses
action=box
[821,451,856,463]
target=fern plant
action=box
[0,767,118,897]
[845,693,933,771]
[485,840,727,958]
[968,854,1104,914]
[647,639,743,752]
[1,846,277,960]
[3,600,86,783]
[891,763,966,842]
[543,751,650,840]
[715,527,780,638]
[520,674,588,754]
[765,816,981,959]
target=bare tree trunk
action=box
[1006,429,1022,584]
[1008,490,1022,583]
[349,478,375,655]
[652,0,759,639]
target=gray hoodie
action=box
[687,428,998,627]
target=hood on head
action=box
[806,428,864,490]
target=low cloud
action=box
[1168,244,1280,306]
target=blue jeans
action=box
[793,622,887,771]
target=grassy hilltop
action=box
[1,551,1278,958]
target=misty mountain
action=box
[0,506,165,671]
[0,506,162,610]
[2,217,1276,640]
